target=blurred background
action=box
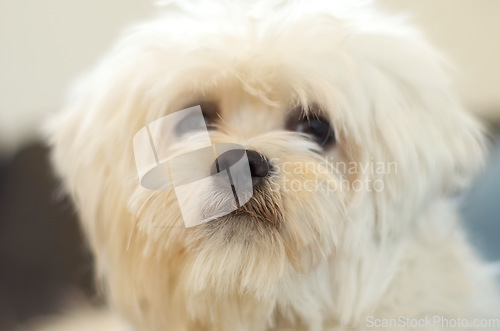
[0,1,499,329]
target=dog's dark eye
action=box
[175,112,206,136]
[285,108,335,148]
[175,101,220,135]
[198,101,219,127]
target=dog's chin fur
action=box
[47,0,499,330]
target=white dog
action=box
[47,0,499,330]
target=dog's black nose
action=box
[211,149,270,187]
[245,150,270,186]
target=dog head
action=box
[49,0,484,328]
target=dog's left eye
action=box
[286,111,335,148]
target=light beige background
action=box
[1,0,499,154]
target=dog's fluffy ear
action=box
[348,25,485,202]
[46,73,124,270]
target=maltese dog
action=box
[48,0,499,330]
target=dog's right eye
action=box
[198,101,219,128]
[175,112,207,136]
[176,101,220,136]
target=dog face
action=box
[49,1,484,328]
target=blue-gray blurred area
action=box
[460,128,500,263]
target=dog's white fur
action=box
[48,0,499,330]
